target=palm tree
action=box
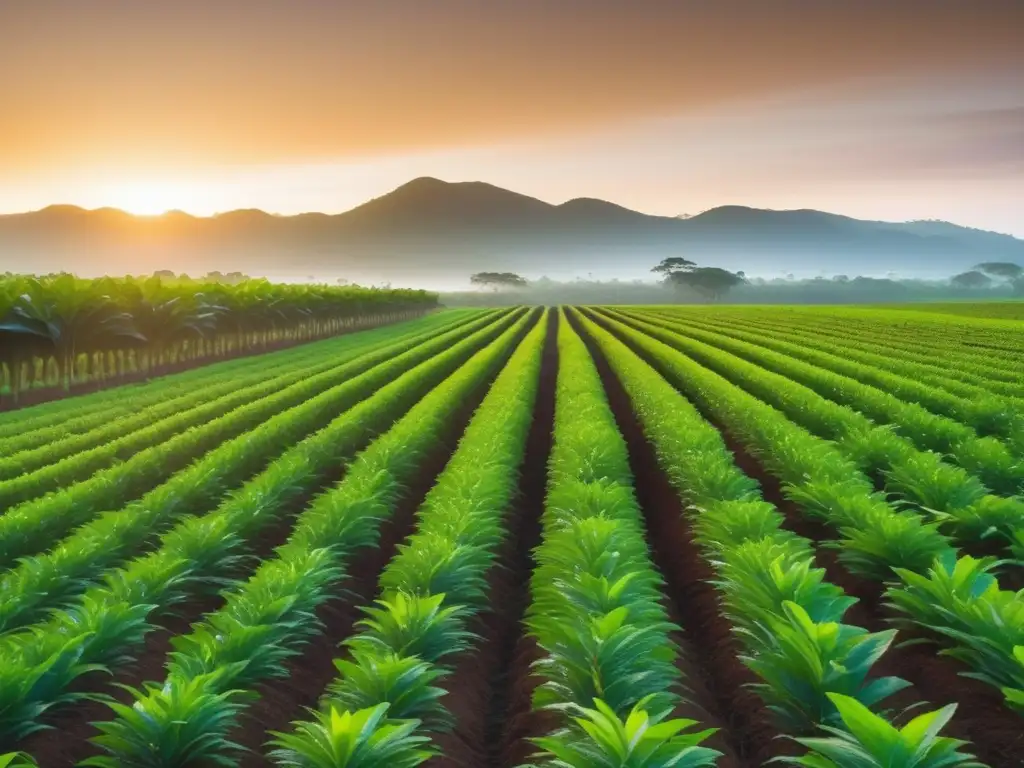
[2,275,144,390]
[119,276,222,375]
[0,273,438,407]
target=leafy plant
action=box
[350,592,474,664]
[326,652,451,728]
[776,693,984,768]
[529,696,720,768]
[0,637,105,741]
[714,542,857,628]
[378,533,493,607]
[741,602,907,734]
[83,667,252,767]
[887,553,1024,691]
[268,704,435,768]
[531,606,680,716]
[1000,646,1024,712]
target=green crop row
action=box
[705,307,1024,373]
[583,309,1024,714]
[621,309,1023,496]
[0,310,528,746]
[0,311,491,506]
[82,309,539,767]
[0,310,516,634]
[267,311,548,768]
[572,309,985,767]
[640,308,1024,447]
[688,304,1022,360]
[517,310,719,767]
[0,310,483,476]
[609,310,1024,552]
[0,309,509,568]
[0,309,474,441]
[678,309,1024,392]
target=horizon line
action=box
[0,175,986,232]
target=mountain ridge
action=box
[1,177,1021,284]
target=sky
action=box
[1,1,1022,234]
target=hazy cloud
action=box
[1,1,1022,171]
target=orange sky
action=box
[2,1,1023,232]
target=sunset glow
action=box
[0,2,1022,233]
[95,181,193,216]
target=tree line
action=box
[0,274,437,404]
[462,260,1024,306]
[471,257,746,299]
[473,259,1024,300]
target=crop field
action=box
[0,303,1022,767]
[880,301,1024,321]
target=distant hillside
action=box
[1,177,1022,286]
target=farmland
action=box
[0,303,1022,768]
[0,274,438,410]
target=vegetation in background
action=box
[469,272,529,291]
[446,261,1024,308]
[0,273,437,405]
[651,257,747,300]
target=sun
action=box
[99,181,186,216]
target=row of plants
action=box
[0,337,367,480]
[0,309,530,746]
[0,310,509,567]
[720,305,1024,364]
[516,310,719,766]
[611,310,1024,549]
[683,308,1024,390]
[0,311,484,498]
[774,313,1015,382]
[0,310,514,634]
[265,309,549,767]
[82,309,541,767]
[709,305,1022,358]
[582,309,1024,714]
[622,309,1023,496]
[645,309,1024,444]
[0,309,478,458]
[712,311,1024,397]
[0,273,439,403]
[572,307,984,766]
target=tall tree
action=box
[469,272,528,291]
[950,271,993,289]
[651,258,745,300]
[650,257,697,277]
[0,275,142,390]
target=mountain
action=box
[1,177,1021,286]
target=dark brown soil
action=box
[428,307,557,768]
[16,592,226,766]
[228,309,543,767]
[572,309,786,767]
[580,309,1024,766]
